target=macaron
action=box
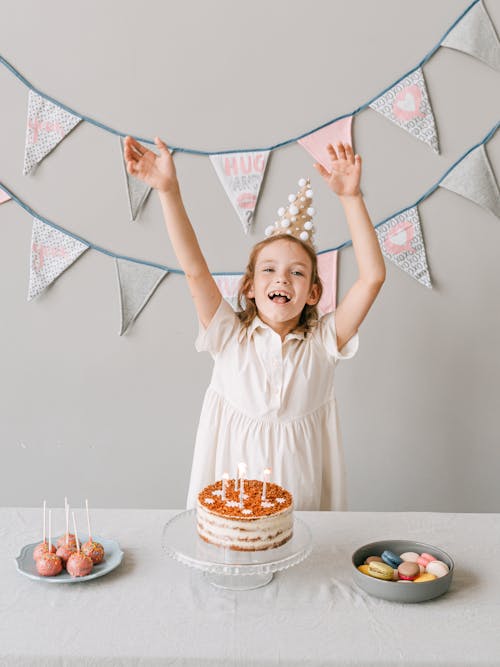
[381,550,402,568]
[368,561,394,581]
[426,561,449,578]
[399,552,420,563]
[364,556,384,564]
[414,573,437,583]
[421,552,437,562]
[397,561,420,581]
[357,564,371,575]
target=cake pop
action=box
[36,510,62,577]
[56,502,76,565]
[81,499,105,564]
[56,497,77,548]
[33,500,57,561]
[66,511,93,578]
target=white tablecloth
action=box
[1,508,499,666]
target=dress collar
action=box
[239,315,307,343]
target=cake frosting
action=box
[197,479,293,551]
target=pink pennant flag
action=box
[317,250,338,315]
[298,116,353,170]
[213,274,243,311]
[0,190,11,204]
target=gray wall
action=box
[0,0,499,511]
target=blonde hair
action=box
[236,235,323,335]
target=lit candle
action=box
[238,462,247,508]
[261,468,271,501]
[221,472,229,501]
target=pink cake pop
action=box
[56,501,77,565]
[33,500,56,561]
[81,499,105,565]
[36,509,62,577]
[66,511,93,578]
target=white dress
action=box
[186,298,359,510]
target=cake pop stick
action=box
[42,500,46,543]
[65,501,70,546]
[85,499,92,542]
[72,511,80,553]
[48,509,52,553]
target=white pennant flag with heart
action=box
[210,151,271,234]
[23,90,82,175]
[369,67,439,154]
[375,206,432,288]
[28,218,89,300]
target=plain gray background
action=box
[0,0,498,511]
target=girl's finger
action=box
[313,162,330,179]
[126,135,148,157]
[326,143,338,161]
[126,160,139,176]
[344,143,355,164]
[154,136,170,154]
[336,142,347,160]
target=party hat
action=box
[264,178,316,247]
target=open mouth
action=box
[268,290,291,304]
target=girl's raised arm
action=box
[124,136,221,328]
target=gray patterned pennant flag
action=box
[115,258,168,334]
[28,218,89,300]
[23,91,82,175]
[375,207,432,288]
[439,144,500,219]
[119,138,174,221]
[369,68,439,154]
[441,0,500,72]
[210,151,271,234]
[213,274,243,311]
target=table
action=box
[1,508,499,666]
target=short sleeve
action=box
[195,297,241,357]
[316,311,359,361]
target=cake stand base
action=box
[205,571,274,590]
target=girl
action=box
[124,136,385,510]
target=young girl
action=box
[123,136,385,510]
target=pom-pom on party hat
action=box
[264,177,316,248]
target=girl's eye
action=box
[292,271,304,276]
[262,268,274,272]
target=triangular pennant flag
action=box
[213,273,243,311]
[298,116,353,170]
[439,144,500,219]
[119,138,174,221]
[441,0,500,72]
[210,151,271,234]
[0,190,11,204]
[317,250,338,315]
[369,68,439,154]
[375,207,432,288]
[23,91,82,175]
[28,218,89,300]
[115,258,168,335]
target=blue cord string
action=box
[1,120,497,273]
[0,0,480,155]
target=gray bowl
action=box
[352,540,454,603]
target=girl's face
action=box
[247,239,320,332]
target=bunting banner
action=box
[213,274,243,311]
[317,250,338,315]
[375,207,432,288]
[441,0,500,72]
[119,138,174,222]
[369,68,439,154]
[28,218,89,301]
[210,151,271,234]
[115,258,168,335]
[439,144,500,219]
[23,91,82,175]
[0,190,11,204]
[298,117,353,170]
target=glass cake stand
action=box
[161,509,312,590]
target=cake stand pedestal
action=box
[161,509,312,590]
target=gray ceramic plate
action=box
[15,536,124,583]
[352,539,454,603]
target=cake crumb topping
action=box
[198,479,293,518]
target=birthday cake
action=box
[196,478,293,551]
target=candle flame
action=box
[222,472,229,480]
[264,468,271,475]
[238,462,247,477]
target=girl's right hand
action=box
[124,136,178,194]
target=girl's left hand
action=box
[313,142,361,197]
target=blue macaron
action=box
[381,549,402,568]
